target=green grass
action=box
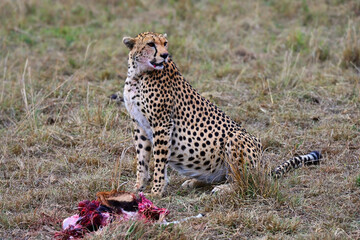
[1,0,360,239]
[356,175,360,187]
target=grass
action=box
[1,0,360,239]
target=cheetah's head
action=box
[123,32,169,72]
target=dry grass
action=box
[225,149,280,200]
[1,0,360,239]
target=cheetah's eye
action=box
[147,42,155,47]
[164,42,168,47]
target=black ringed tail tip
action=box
[272,150,323,178]
[309,151,322,159]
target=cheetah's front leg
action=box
[151,125,173,196]
[134,126,152,192]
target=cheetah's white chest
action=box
[123,78,153,142]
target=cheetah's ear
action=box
[162,33,167,38]
[123,37,136,50]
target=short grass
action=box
[1,0,360,239]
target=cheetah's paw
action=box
[211,184,232,195]
[181,179,207,189]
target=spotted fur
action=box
[121,32,322,196]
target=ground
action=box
[0,0,360,239]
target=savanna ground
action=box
[1,0,360,239]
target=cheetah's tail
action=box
[272,151,322,178]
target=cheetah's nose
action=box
[160,53,169,59]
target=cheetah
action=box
[121,32,322,196]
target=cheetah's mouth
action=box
[149,60,164,70]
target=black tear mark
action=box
[152,36,157,57]
[153,45,158,58]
